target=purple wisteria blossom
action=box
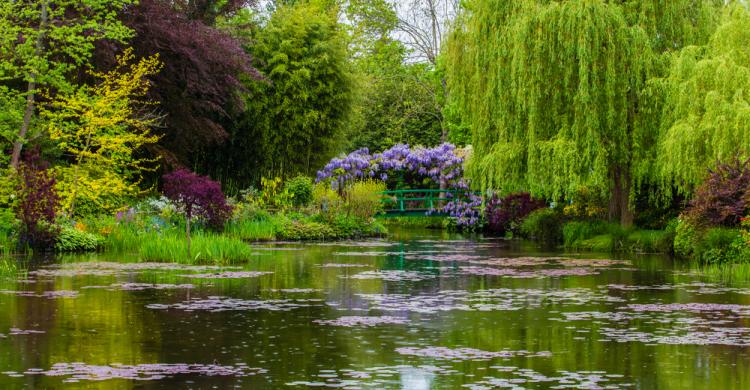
[316,143,482,228]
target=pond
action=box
[1,228,749,389]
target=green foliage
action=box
[343,0,444,152]
[625,229,673,254]
[345,180,385,221]
[699,228,746,264]
[259,177,292,210]
[562,220,655,252]
[0,0,135,160]
[285,176,314,207]
[311,182,346,223]
[562,186,608,221]
[563,221,612,248]
[445,0,722,224]
[140,232,253,264]
[226,219,276,241]
[242,0,354,177]
[655,6,750,196]
[673,217,749,263]
[380,215,448,229]
[520,208,562,246]
[673,218,700,258]
[0,257,19,278]
[276,216,335,240]
[46,50,162,216]
[55,225,103,252]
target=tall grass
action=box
[101,223,152,253]
[692,261,750,283]
[0,231,14,256]
[0,257,19,279]
[563,220,672,253]
[225,219,277,241]
[140,232,254,264]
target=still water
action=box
[1,228,749,389]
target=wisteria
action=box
[316,143,482,228]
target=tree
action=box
[345,0,444,153]
[115,0,261,170]
[16,148,60,250]
[44,49,162,216]
[240,0,354,178]
[0,0,135,169]
[348,42,443,153]
[444,0,722,225]
[163,169,231,258]
[655,5,750,196]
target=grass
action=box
[139,232,255,264]
[691,261,750,283]
[563,220,672,253]
[0,231,14,256]
[101,223,146,252]
[0,257,17,278]
[225,219,277,241]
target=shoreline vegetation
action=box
[2,1,750,277]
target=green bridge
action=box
[378,189,462,217]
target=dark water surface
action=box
[1,228,750,389]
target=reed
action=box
[140,232,254,264]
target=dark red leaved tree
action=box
[103,0,262,169]
[16,149,60,250]
[162,169,231,257]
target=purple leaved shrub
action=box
[162,169,231,230]
[686,158,750,227]
[16,149,60,250]
[485,192,546,235]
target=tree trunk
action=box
[608,166,634,227]
[69,164,80,217]
[10,0,48,169]
[186,217,191,259]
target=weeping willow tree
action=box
[655,5,750,196]
[445,0,722,225]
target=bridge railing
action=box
[379,189,461,214]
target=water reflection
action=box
[1,228,750,388]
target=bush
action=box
[16,150,60,250]
[259,177,291,209]
[686,158,750,227]
[520,208,562,245]
[55,225,104,252]
[312,182,345,222]
[562,186,608,220]
[699,228,743,264]
[345,180,385,221]
[485,192,546,235]
[163,169,232,230]
[673,218,699,258]
[277,219,334,240]
[285,176,314,207]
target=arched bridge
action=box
[379,189,462,216]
